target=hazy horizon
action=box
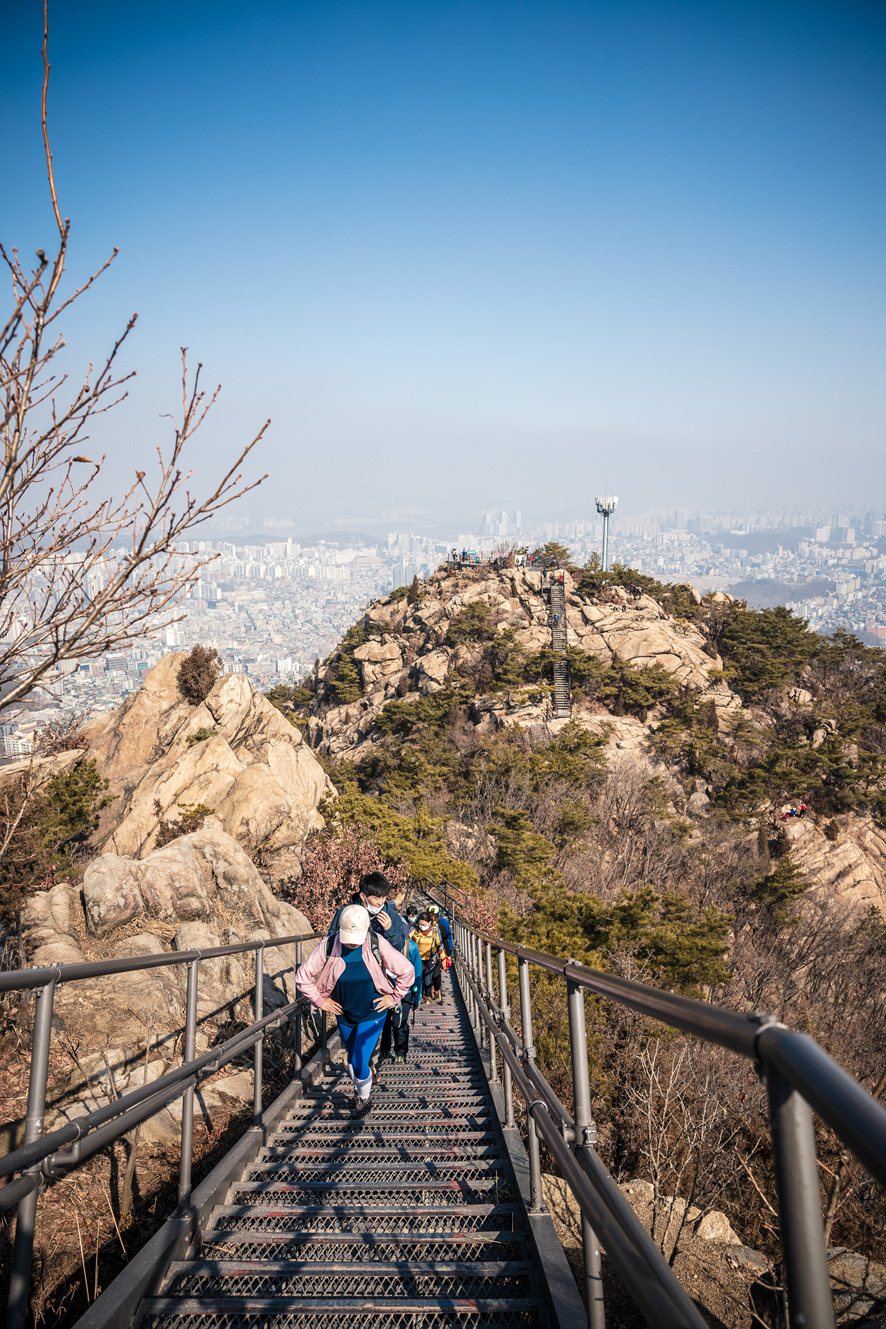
[3,0,884,523]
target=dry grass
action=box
[542,1174,777,1328]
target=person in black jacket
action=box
[328,872,407,954]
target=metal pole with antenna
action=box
[594,495,618,572]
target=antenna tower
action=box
[594,495,618,572]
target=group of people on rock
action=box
[782,803,808,820]
[294,873,453,1121]
[447,550,572,575]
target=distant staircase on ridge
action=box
[548,576,572,719]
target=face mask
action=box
[419,923,431,932]
[406,916,417,925]
[365,904,383,916]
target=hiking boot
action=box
[394,1055,406,1064]
[351,1096,373,1120]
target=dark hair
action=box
[405,902,419,915]
[359,871,390,898]
[416,910,433,924]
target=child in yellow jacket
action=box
[410,911,446,1003]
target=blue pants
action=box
[337,1012,387,1081]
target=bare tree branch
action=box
[0,5,268,722]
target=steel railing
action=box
[0,930,325,1329]
[436,891,886,1329]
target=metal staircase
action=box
[548,579,572,719]
[135,982,547,1329]
[6,904,886,1329]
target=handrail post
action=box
[294,940,303,1077]
[7,977,56,1329]
[476,934,487,1046]
[485,941,499,1084]
[567,972,605,1329]
[518,955,544,1214]
[766,1066,835,1329]
[178,958,199,1209]
[468,934,479,1032]
[498,947,515,1128]
[253,944,264,1126]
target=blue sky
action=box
[3,0,884,524]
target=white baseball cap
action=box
[339,904,370,945]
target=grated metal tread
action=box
[165,1260,536,1298]
[137,977,542,1328]
[199,1234,528,1262]
[138,1302,540,1328]
[244,1159,504,1179]
[258,1145,502,1162]
[207,1203,523,1234]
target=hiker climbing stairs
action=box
[548,578,572,719]
[134,979,545,1328]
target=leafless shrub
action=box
[621,1036,743,1264]
[285,823,410,931]
[33,712,90,755]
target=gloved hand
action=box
[443,957,452,970]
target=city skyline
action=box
[4,492,884,761]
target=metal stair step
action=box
[198,1231,530,1261]
[206,1203,525,1235]
[242,1159,504,1182]
[138,1296,542,1327]
[272,1123,495,1142]
[295,1093,491,1107]
[258,1143,502,1162]
[164,1259,536,1298]
[230,1178,513,1204]
[286,1105,493,1121]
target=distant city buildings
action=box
[1,503,883,757]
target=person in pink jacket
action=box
[296,904,414,1119]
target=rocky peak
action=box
[304,563,733,759]
[83,653,332,884]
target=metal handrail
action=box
[460,928,886,1188]
[441,899,886,1329]
[457,956,706,1329]
[0,928,324,1329]
[0,930,316,993]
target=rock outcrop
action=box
[22,821,315,1048]
[17,822,318,1148]
[542,1174,886,1328]
[779,812,886,918]
[304,565,730,761]
[83,654,331,884]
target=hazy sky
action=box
[3,0,885,526]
